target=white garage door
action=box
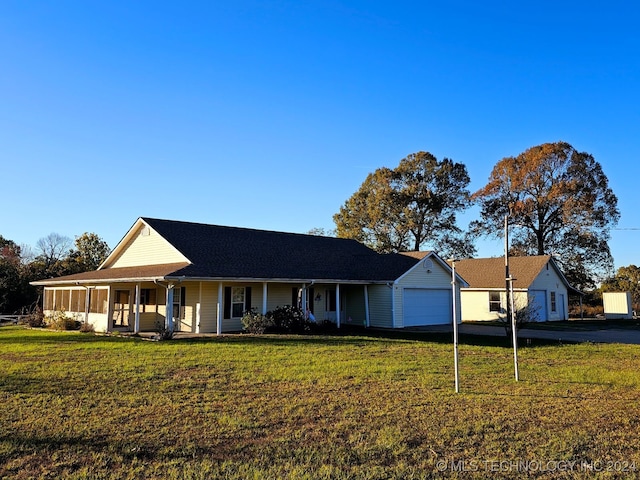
[403,288,451,326]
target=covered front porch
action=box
[41,279,379,335]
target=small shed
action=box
[602,292,633,320]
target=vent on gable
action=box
[140,226,151,237]
[423,258,434,270]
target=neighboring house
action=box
[451,255,575,322]
[32,217,467,334]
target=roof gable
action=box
[452,255,570,289]
[100,218,189,269]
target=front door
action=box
[112,289,132,329]
[325,288,337,322]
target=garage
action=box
[403,288,452,326]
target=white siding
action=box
[106,224,187,268]
[603,292,633,320]
[460,290,530,322]
[460,290,499,321]
[266,284,296,311]
[198,283,220,333]
[343,285,367,326]
[367,284,393,328]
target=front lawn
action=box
[1,326,639,479]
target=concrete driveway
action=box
[458,323,640,345]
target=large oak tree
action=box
[334,151,475,258]
[471,141,620,289]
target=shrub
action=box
[242,306,315,334]
[79,321,95,333]
[241,309,274,334]
[21,308,45,328]
[154,319,174,340]
[267,305,313,334]
[45,309,79,330]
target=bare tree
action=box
[36,233,72,268]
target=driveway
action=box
[458,323,640,345]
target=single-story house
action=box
[32,217,468,334]
[451,255,576,322]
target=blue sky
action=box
[2,1,639,269]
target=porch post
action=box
[262,282,268,314]
[364,285,370,327]
[301,284,307,314]
[217,282,223,336]
[106,286,113,333]
[134,283,141,334]
[196,282,202,334]
[336,284,341,328]
[166,285,174,333]
[84,287,90,325]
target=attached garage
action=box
[403,288,452,326]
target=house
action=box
[451,255,575,322]
[32,217,468,334]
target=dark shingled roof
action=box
[31,263,191,285]
[452,255,558,289]
[134,218,421,282]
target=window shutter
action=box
[308,287,314,313]
[180,287,186,306]
[245,287,252,312]
[224,287,231,319]
[292,288,298,307]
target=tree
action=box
[70,232,111,271]
[36,233,72,270]
[334,151,475,258]
[306,227,336,237]
[471,142,620,290]
[0,236,22,313]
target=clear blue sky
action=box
[2,1,639,270]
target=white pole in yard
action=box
[509,275,519,381]
[505,214,519,381]
[449,258,460,393]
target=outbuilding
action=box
[451,255,576,322]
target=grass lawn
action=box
[1,326,640,479]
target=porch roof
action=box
[30,263,190,285]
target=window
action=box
[140,288,157,313]
[54,289,70,311]
[70,289,86,312]
[326,289,337,312]
[550,291,557,312]
[489,292,501,312]
[89,289,108,314]
[224,286,252,319]
[231,287,244,318]
[44,289,54,310]
[172,287,186,320]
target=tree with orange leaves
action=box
[471,141,619,289]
